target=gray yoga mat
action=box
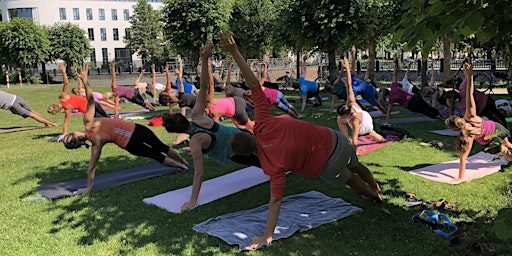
[0,126,49,134]
[36,162,183,199]
[375,116,436,124]
[193,191,362,251]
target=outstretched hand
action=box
[58,62,67,72]
[200,42,214,59]
[463,63,473,77]
[342,57,350,70]
[76,65,89,82]
[218,31,237,53]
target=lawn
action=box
[0,82,511,255]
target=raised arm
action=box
[259,62,268,86]
[218,31,259,89]
[111,62,121,117]
[190,43,214,119]
[151,64,157,86]
[344,57,356,105]
[177,59,185,94]
[206,58,216,104]
[59,62,69,95]
[76,65,95,128]
[218,61,225,83]
[464,63,476,119]
[301,55,307,77]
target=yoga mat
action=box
[409,152,508,184]
[356,135,392,156]
[143,166,268,213]
[369,111,399,118]
[375,116,435,124]
[116,109,150,117]
[429,129,459,137]
[193,191,362,251]
[0,126,49,134]
[37,162,182,199]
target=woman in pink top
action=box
[384,58,444,124]
[445,62,512,183]
[206,63,254,130]
[220,32,382,250]
[257,62,299,118]
[61,65,189,195]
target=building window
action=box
[113,28,119,41]
[59,8,66,20]
[125,28,131,39]
[90,48,96,64]
[100,28,107,41]
[8,8,34,20]
[88,28,94,41]
[102,48,108,64]
[86,8,93,20]
[123,9,129,21]
[111,9,117,21]
[73,8,80,20]
[99,9,105,20]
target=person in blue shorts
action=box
[335,46,387,114]
[292,55,322,111]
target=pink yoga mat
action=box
[409,152,508,184]
[356,136,392,156]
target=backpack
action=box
[379,124,410,140]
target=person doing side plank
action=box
[106,62,155,119]
[220,31,382,250]
[384,58,444,124]
[1,90,57,127]
[161,42,261,212]
[47,62,109,135]
[336,57,384,149]
[61,65,189,195]
[445,62,512,183]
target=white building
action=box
[0,0,163,71]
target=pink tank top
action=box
[207,97,235,117]
[263,87,279,104]
[470,119,496,145]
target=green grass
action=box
[0,84,511,255]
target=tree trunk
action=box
[367,38,377,82]
[327,49,336,82]
[421,59,428,87]
[442,37,451,83]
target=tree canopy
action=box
[395,0,512,69]
[47,22,91,68]
[124,0,164,65]
[0,18,49,68]
[162,0,230,61]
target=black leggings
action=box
[406,94,441,119]
[479,97,508,129]
[230,154,261,168]
[129,90,147,108]
[125,124,170,163]
[94,101,109,118]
